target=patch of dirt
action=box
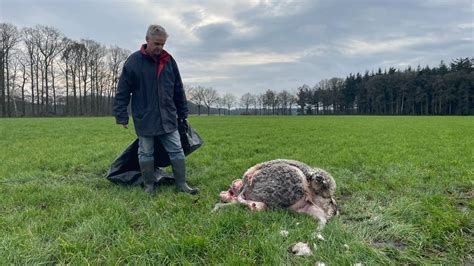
[338,188,353,200]
[446,187,474,200]
[343,214,372,222]
[423,243,449,256]
[464,259,474,266]
[130,223,145,232]
[456,202,470,213]
[463,190,474,199]
[339,195,352,202]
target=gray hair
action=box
[146,25,168,38]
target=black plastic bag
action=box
[106,122,204,185]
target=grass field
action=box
[0,116,472,264]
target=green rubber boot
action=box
[139,159,156,194]
[171,159,198,195]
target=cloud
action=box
[193,22,235,40]
[341,36,440,56]
[1,0,472,96]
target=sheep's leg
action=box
[243,164,260,178]
[237,194,267,211]
[243,165,261,184]
[214,188,237,212]
[213,194,267,212]
[290,199,327,230]
[219,179,244,203]
[212,202,237,212]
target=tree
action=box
[1,23,21,117]
[83,39,105,115]
[288,94,296,115]
[277,90,292,115]
[317,79,330,113]
[8,50,21,116]
[35,25,63,115]
[107,46,129,115]
[222,93,236,115]
[262,89,276,115]
[215,97,225,115]
[17,52,28,116]
[202,87,219,115]
[187,86,205,115]
[72,41,86,115]
[251,94,258,115]
[22,27,39,115]
[60,38,74,115]
[256,94,264,115]
[296,84,310,115]
[240,92,254,115]
[328,77,344,114]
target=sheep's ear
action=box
[331,197,339,216]
[311,172,331,189]
[310,172,322,183]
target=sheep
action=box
[214,159,338,229]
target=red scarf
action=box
[140,44,171,79]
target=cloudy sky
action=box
[1,0,473,96]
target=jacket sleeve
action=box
[172,58,188,119]
[113,59,133,125]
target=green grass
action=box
[0,116,472,264]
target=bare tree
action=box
[251,94,258,115]
[23,27,42,115]
[257,94,265,115]
[318,79,330,113]
[187,86,206,115]
[8,51,20,116]
[240,92,254,115]
[15,50,28,116]
[59,38,74,115]
[262,89,276,115]
[215,97,225,116]
[202,87,219,115]
[277,90,292,115]
[83,40,105,115]
[288,94,296,115]
[222,92,236,115]
[35,25,63,115]
[1,23,21,117]
[107,46,129,115]
[97,64,111,115]
[22,27,38,115]
[78,39,98,115]
[72,42,86,115]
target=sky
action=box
[1,0,473,96]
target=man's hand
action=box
[178,117,189,132]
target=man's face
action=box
[145,34,167,57]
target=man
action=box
[113,25,198,195]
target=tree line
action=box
[295,59,473,115]
[185,86,298,116]
[1,23,129,117]
[187,58,472,116]
[1,22,472,117]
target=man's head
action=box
[145,25,168,57]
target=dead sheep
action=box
[214,159,338,229]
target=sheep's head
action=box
[308,169,337,198]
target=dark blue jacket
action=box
[114,45,188,136]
